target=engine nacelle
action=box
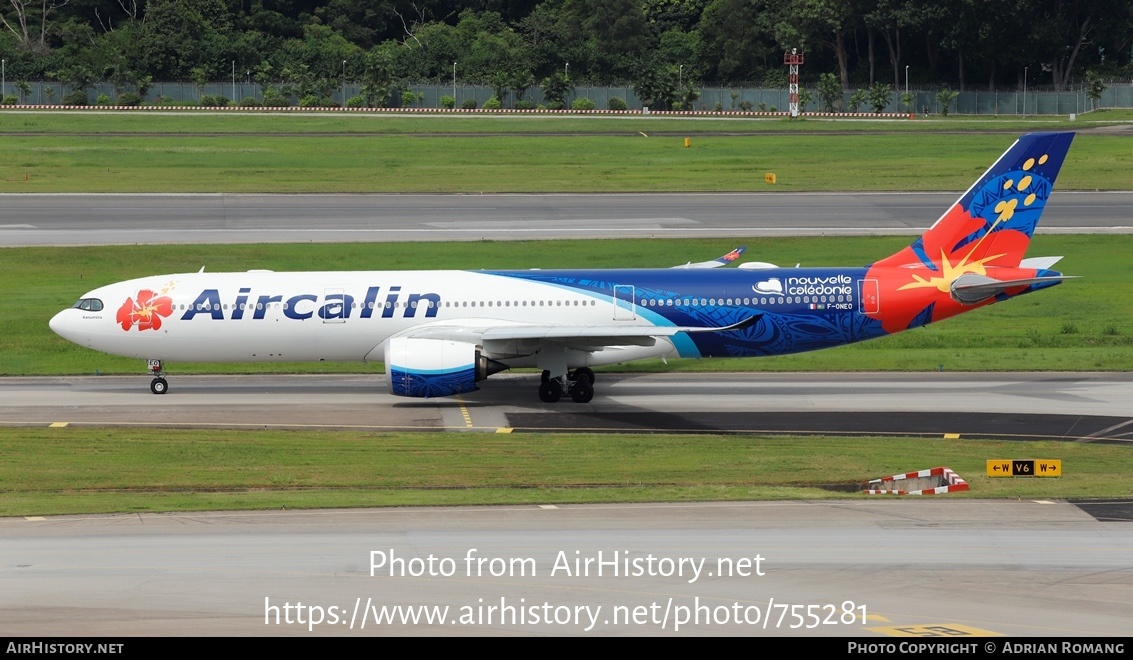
[385,337,507,398]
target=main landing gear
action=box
[538,367,595,404]
[147,359,168,395]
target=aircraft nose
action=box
[49,309,75,341]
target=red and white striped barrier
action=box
[0,103,909,118]
[864,466,969,496]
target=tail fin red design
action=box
[873,132,1074,271]
[865,132,1075,334]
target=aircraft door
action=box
[613,285,636,320]
[323,288,347,323]
[858,279,879,315]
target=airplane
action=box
[50,131,1076,403]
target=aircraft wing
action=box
[392,316,760,353]
[673,246,746,269]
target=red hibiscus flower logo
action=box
[117,289,174,331]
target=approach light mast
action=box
[785,49,804,118]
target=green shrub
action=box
[713,101,723,112]
[1,95,16,105]
[62,90,88,105]
[607,97,627,111]
[199,95,216,107]
[239,96,262,108]
[483,96,502,110]
[401,90,417,106]
[546,100,563,110]
[214,96,230,108]
[868,82,890,113]
[96,93,111,105]
[739,100,754,111]
[346,94,365,108]
[440,95,455,109]
[116,92,142,106]
[515,99,535,110]
[461,97,477,109]
[151,95,171,106]
[262,88,289,107]
[571,97,596,111]
[936,88,959,116]
[298,94,319,108]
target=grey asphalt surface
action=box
[1,191,1130,246]
[3,500,1131,636]
[2,372,1131,438]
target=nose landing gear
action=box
[147,359,168,395]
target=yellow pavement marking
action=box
[49,422,68,428]
[944,433,960,439]
[456,398,473,428]
[867,623,1003,637]
[495,427,513,434]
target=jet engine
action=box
[385,337,508,398]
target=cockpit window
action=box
[72,298,104,312]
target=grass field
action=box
[0,109,1109,134]
[3,108,1130,133]
[0,113,1129,192]
[2,427,1128,517]
[5,235,1131,376]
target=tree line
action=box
[1,0,1129,108]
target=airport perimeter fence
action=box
[6,81,1133,115]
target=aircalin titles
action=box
[179,286,442,321]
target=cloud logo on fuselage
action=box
[753,278,785,295]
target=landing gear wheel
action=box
[538,379,562,403]
[569,378,594,403]
[571,367,595,385]
[541,370,551,383]
[150,377,168,395]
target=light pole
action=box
[904,65,909,112]
[2,59,5,102]
[678,64,684,109]
[1023,66,1028,116]
[452,61,456,106]
[231,61,236,102]
[342,60,346,106]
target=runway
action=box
[1,191,1130,246]
[2,500,1130,636]
[2,373,1130,440]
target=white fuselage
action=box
[49,270,681,367]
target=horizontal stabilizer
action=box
[1018,256,1064,270]
[950,273,1076,305]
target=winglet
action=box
[674,246,747,269]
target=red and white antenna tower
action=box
[784,49,804,117]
